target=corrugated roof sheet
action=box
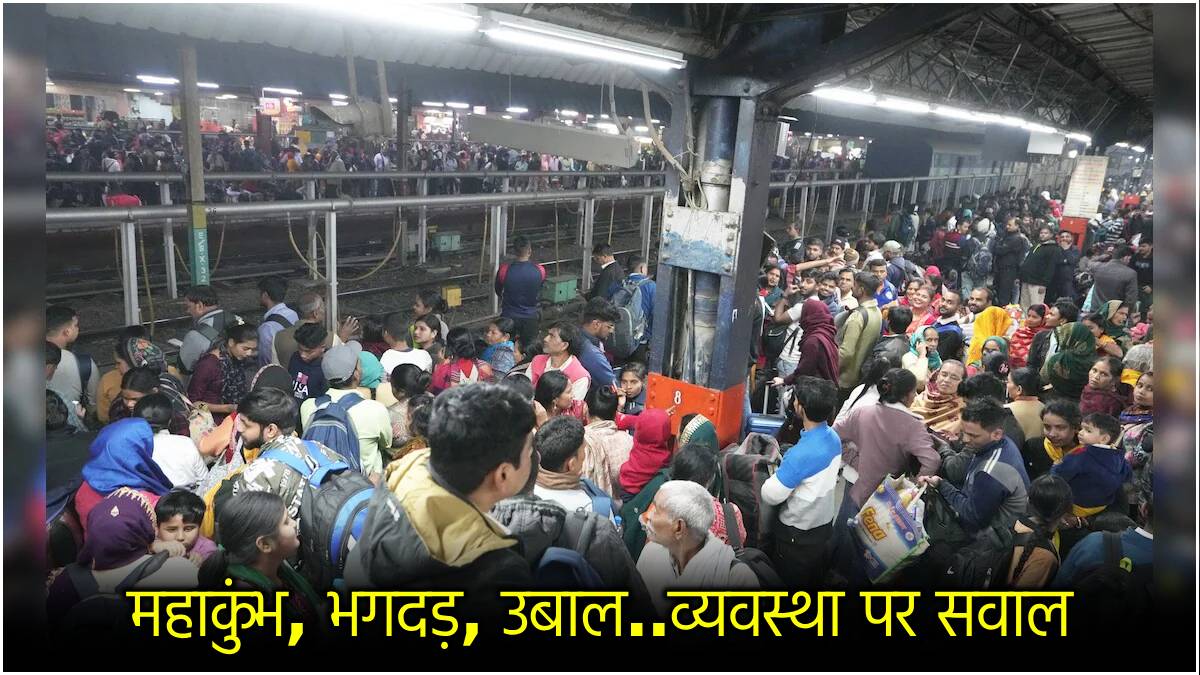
[45,3,655,90]
[1030,4,1154,101]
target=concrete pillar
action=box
[159,182,177,299]
[179,44,209,285]
[325,211,339,331]
[418,178,428,264]
[581,198,596,291]
[344,29,358,103]
[121,219,141,326]
[376,59,392,138]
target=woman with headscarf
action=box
[47,488,199,628]
[967,305,1014,366]
[678,413,718,452]
[970,335,1009,375]
[910,360,967,442]
[774,299,840,385]
[1099,300,1132,352]
[74,419,175,534]
[1008,304,1050,368]
[901,326,942,391]
[1041,323,1097,400]
[618,408,673,498]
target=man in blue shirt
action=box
[257,276,298,367]
[578,299,619,389]
[622,255,656,364]
[494,235,546,354]
[760,376,841,587]
[919,398,1030,540]
[867,258,899,309]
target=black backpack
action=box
[939,528,1055,590]
[259,441,375,591]
[58,552,170,635]
[1073,531,1153,620]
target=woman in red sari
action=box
[1008,304,1050,369]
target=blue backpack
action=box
[302,393,365,473]
[260,441,374,590]
[580,477,614,521]
[534,513,605,588]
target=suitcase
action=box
[745,384,786,436]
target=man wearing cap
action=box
[299,341,392,483]
[881,240,922,289]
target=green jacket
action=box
[837,299,883,391]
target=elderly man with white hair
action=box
[635,480,758,614]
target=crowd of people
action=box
[45,113,666,207]
[44,177,1153,630]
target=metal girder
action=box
[762,4,979,104]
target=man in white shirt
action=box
[636,481,759,614]
[379,311,433,375]
[46,305,99,417]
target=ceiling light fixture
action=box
[137,74,179,85]
[263,87,302,95]
[328,93,349,100]
[197,82,219,89]
[811,86,877,106]
[388,97,398,103]
[445,101,470,109]
[877,96,930,114]
[422,101,444,107]
[123,88,142,93]
[483,16,686,71]
[502,114,513,119]
[215,94,238,100]
[505,106,528,114]
[560,109,579,118]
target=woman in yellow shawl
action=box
[911,360,967,441]
[967,305,1014,365]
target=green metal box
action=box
[434,231,461,252]
[541,274,578,304]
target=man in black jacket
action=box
[992,217,1028,306]
[1047,230,1081,304]
[587,243,625,302]
[1018,225,1059,307]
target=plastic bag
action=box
[849,475,928,584]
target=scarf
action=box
[1100,300,1129,343]
[1080,384,1129,417]
[218,350,252,407]
[911,371,964,439]
[678,414,719,451]
[1008,305,1049,368]
[1119,406,1153,426]
[82,418,174,495]
[536,466,582,491]
[358,351,386,389]
[909,330,943,370]
[1043,437,1082,466]
[794,299,840,383]
[967,306,1014,365]
[481,340,514,363]
[1042,323,1096,398]
[618,409,672,496]
[77,487,157,569]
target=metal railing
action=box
[50,182,665,329]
